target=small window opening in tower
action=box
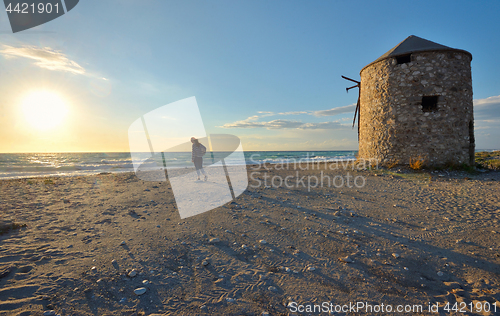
[422,96,439,112]
[396,54,411,64]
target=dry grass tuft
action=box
[409,156,426,170]
[385,159,399,169]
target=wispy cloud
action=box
[474,95,500,121]
[474,95,500,106]
[257,110,311,116]
[278,111,310,115]
[313,104,356,117]
[220,103,356,130]
[220,102,356,130]
[299,121,344,129]
[0,45,85,74]
[220,118,345,130]
[221,118,302,129]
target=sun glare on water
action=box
[21,90,69,131]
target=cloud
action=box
[221,119,302,129]
[277,111,310,115]
[313,104,356,117]
[257,111,274,115]
[0,45,85,74]
[220,115,262,128]
[474,95,500,106]
[256,110,311,116]
[299,121,344,129]
[262,120,305,129]
[220,104,355,130]
[474,95,500,121]
[220,118,345,130]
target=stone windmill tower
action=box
[347,35,474,167]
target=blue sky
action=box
[0,0,499,152]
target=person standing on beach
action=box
[191,137,208,181]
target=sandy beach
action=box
[1,163,499,315]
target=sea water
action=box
[0,151,357,179]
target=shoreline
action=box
[0,158,497,182]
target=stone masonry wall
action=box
[358,50,474,166]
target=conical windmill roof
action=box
[361,35,472,72]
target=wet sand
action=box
[1,163,499,315]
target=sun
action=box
[21,90,69,131]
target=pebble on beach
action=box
[128,269,137,277]
[339,256,353,263]
[209,238,220,244]
[134,287,147,295]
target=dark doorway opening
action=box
[469,120,475,166]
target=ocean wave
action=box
[0,163,136,173]
[100,159,133,164]
[0,169,133,180]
